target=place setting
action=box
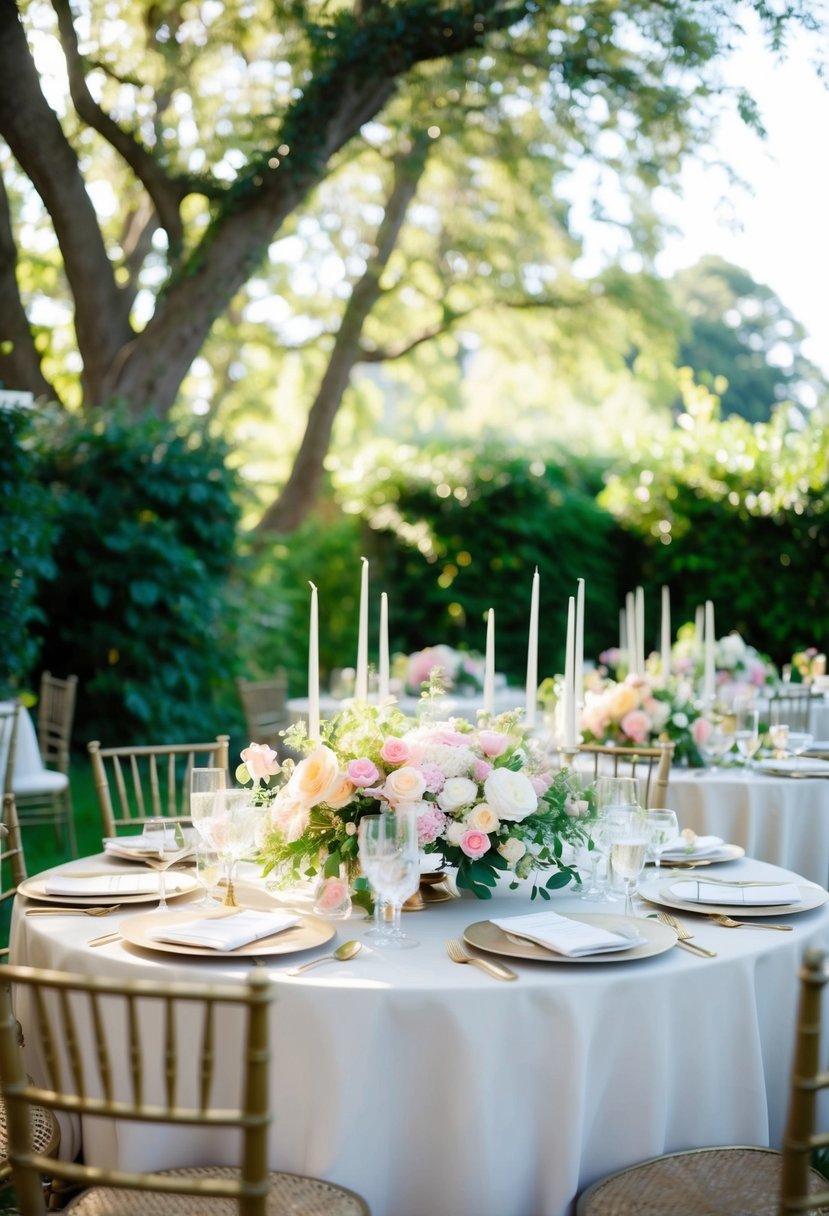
[639,873,828,919]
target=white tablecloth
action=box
[10,853,829,1216]
[663,767,829,887]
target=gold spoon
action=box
[709,913,792,932]
[284,940,363,976]
[26,904,122,917]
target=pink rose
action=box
[620,709,651,744]
[460,828,491,859]
[240,742,280,783]
[530,772,552,796]
[380,737,410,765]
[473,758,493,781]
[347,757,381,787]
[477,730,509,758]
[692,717,713,746]
[314,876,350,912]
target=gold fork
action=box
[26,904,122,917]
[656,911,717,957]
[709,913,792,932]
[446,939,517,981]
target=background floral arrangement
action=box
[791,646,826,683]
[580,670,703,766]
[246,699,594,907]
[671,626,777,699]
[393,645,486,697]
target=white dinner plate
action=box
[119,907,335,958]
[464,913,677,964]
[19,871,200,906]
[643,881,827,918]
[654,843,746,866]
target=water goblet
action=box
[787,731,814,771]
[209,788,262,907]
[645,808,679,871]
[769,722,790,758]
[190,768,227,845]
[358,808,420,949]
[697,716,736,772]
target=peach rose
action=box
[324,773,356,809]
[468,803,499,833]
[497,836,527,867]
[383,765,427,804]
[287,745,341,806]
[240,742,280,783]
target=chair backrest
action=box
[0,964,275,1216]
[236,673,289,754]
[36,673,78,774]
[779,947,829,1214]
[766,689,813,734]
[571,740,675,808]
[87,736,230,837]
[0,792,27,959]
[0,702,20,798]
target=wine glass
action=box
[645,808,679,871]
[141,818,175,911]
[734,707,761,771]
[209,788,261,907]
[194,842,221,907]
[788,731,814,771]
[358,809,420,949]
[608,811,650,916]
[697,716,735,772]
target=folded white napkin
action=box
[44,872,167,896]
[103,834,194,859]
[153,910,301,951]
[490,910,644,957]
[669,879,801,906]
[661,835,723,859]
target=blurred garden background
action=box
[2,1,829,868]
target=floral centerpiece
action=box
[393,645,486,697]
[580,671,704,766]
[240,697,594,909]
[791,647,826,683]
[671,626,777,702]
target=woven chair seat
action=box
[577,1145,829,1215]
[65,1167,369,1215]
[0,1093,60,1180]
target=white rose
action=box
[483,767,538,822]
[383,766,427,804]
[468,803,500,833]
[444,820,466,845]
[672,711,689,729]
[497,836,527,868]
[438,776,478,813]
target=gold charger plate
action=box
[655,843,746,867]
[464,913,677,964]
[644,881,827,918]
[19,871,200,906]
[119,907,335,958]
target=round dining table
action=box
[9,851,829,1216]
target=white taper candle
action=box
[483,608,495,716]
[703,600,716,705]
[355,556,369,703]
[308,581,320,741]
[660,585,671,685]
[525,568,540,729]
[563,596,576,747]
[379,592,389,701]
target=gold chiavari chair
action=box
[577,948,829,1215]
[570,740,675,808]
[766,688,815,734]
[0,964,369,1215]
[87,736,230,837]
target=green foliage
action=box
[0,405,56,696]
[30,409,243,745]
[600,383,829,664]
[350,442,624,682]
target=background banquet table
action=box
[287,685,526,725]
[662,766,829,887]
[10,852,829,1216]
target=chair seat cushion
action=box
[577,1146,829,1215]
[65,1166,368,1215]
[13,769,68,795]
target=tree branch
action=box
[0,167,58,402]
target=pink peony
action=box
[473,758,493,782]
[692,717,713,746]
[477,730,509,758]
[380,737,410,765]
[460,828,491,859]
[347,757,381,787]
[419,762,446,794]
[416,805,447,846]
[620,709,652,744]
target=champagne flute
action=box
[190,767,227,846]
[210,788,261,907]
[645,808,679,870]
[608,811,649,916]
[358,808,420,949]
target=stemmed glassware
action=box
[697,715,736,772]
[141,817,176,911]
[734,706,761,772]
[593,776,641,903]
[201,788,261,907]
[787,731,814,771]
[645,808,679,871]
[358,808,420,949]
[608,811,650,916]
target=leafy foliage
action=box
[0,405,56,696]
[30,410,243,744]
